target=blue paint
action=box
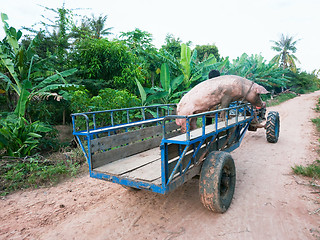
[72,103,255,195]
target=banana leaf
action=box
[14,80,31,117]
[160,63,170,92]
[135,78,146,105]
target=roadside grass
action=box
[292,97,320,180]
[0,148,86,196]
[266,92,297,107]
[292,160,320,179]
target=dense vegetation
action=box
[1,5,319,194]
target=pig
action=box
[175,75,269,132]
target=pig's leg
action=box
[219,98,231,120]
[190,118,197,130]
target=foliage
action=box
[120,28,154,51]
[27,98,71,125]
[271,34,300,72]
[179,44,219,87]
[194,44,220,62]
[160,34,183,59]
[312,118,320,132]
[180,43,192,85]
[88,14,113,39]
[0,114,52,157]
[71,88,141,128]
[213,53,290,89]
[287,71,320,94]
[70,38,144,92]
[136,63,184,104]
[136,42,219,104]
[266,92,297,107]
[0,156,80,196]
[0,13,79,117]
[157,44,218,89]
[70,14,113,41]
[292,160,320,179]
[119,28,159,87]
[28,4,75,68]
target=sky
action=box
[1,0,319,72]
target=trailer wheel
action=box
[199,151,236,213]
[266,111,280,143]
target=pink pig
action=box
[175,75,269,132]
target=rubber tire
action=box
[199,151,236,213]
[266,111,280,143]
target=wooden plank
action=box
[91,125,161,152]
[92,135,162,168]
[93,147,160,175]
[121,159,161,182]
[91,121,179,153]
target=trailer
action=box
[72,103,279,213]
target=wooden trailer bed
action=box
[92,116,247,185]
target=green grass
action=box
[312,118,320,132]
[292,160,320,179]
[0,149,85,196]
[266,93,297,107]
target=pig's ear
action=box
[254,84,269,94]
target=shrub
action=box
[70,88,141,129]
[0,114,52,157]
[70,38,145,93]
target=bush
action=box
[287,71,320,94]
[27,98,71,125]
[71,88,141,129]
[70,38,145,93]
[0,114,52,157]
[71,88,141,113]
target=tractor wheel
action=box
[266,111,280,143]
[199,151,236,213]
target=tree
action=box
[0,13,79,117]
[271,34,300,72]
[160,34,182,59]
[119,28,158,87]
[70,38,144,92]
[89,14,113,39]
[22,4,77,71]
[160,34,192,60]
[194,44,220,62]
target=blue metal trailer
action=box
[72,103,279,212]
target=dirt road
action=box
[1,91,320,240]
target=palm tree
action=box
[271,34,300,72]
[89,14,113,39]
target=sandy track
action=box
[1,91,320,240]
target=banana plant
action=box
[0,13,80,117]
[179,43,219,87]
[0,114,51,157]
[180,43,191,85]
[135,63,184,104]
